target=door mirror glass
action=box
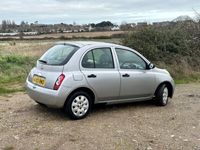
[148,63,155,69]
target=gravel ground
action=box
[0,84,200,150]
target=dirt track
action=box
[0,84,200,150]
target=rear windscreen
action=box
[39,44,79,65]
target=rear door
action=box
[80,47,120,101]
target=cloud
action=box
[0,0,200,24]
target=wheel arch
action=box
[63,87,96,108]
[155,81,174,98]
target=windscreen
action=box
[39,44,79,65]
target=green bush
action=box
[0,55,37,95]
[0,55,37,84]
[122,22,200,80]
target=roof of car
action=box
[55,41,151,64]
[56,41,122,48]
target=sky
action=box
[0,0,200,24]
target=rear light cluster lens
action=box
[53,74,65,90]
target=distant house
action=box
[153,21,171,27]
[137,22,148,27]
[88,25,94,32]
[152,22,160,26]
[120,23,136,31]
[111,26,120,31]
[63,30,73,33]
[130,23,136,28]
[0,32,18,36]
[79,28,86,32]
[73,30,79,33]
[23,32,38,35]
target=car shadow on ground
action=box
[31,104,68,120]
[93,100,155,111]
[31,99,156,121]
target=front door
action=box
[115,48,156,99]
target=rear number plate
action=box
[32,75,46,87]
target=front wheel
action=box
[64,91,92,120]
[155,84,169,106]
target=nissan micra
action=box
[26,41,175,119]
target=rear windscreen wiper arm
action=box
[38,59,47,64]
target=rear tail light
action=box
[53,74,65,90]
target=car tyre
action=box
[155,84,169,106]
[64,91,92,120]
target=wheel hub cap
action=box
[71,95,89,117]
[163,87,168,104]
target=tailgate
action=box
[29,61,64,90]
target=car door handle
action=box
[87,74,97,78]
[122,74,130,77]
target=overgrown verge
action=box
[122,22,200,83]
[0,55,37,95]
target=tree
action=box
[11,21,16,28]
[1,20,7,32]
[95,21,114,27]
[20,21,26,26]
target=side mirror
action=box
[148,63,155,69]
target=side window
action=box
[93,48,114,68]
[82,48,114,69]
[115,48,146,70]
[82,51,94,68]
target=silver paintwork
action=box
[26,41,175,108]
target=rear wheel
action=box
[64,91,92,119]
[155,84,169,106]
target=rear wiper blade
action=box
[38,59,47,64]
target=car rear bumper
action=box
[26,79,69,108]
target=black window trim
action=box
[91,50,96,68]
[81,47,115,69]
[115,48,148,70]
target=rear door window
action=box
[82,48,114,69]
[39,44,79,65]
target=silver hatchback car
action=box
[26,41,175,119]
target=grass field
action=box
[0,40,52,94]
